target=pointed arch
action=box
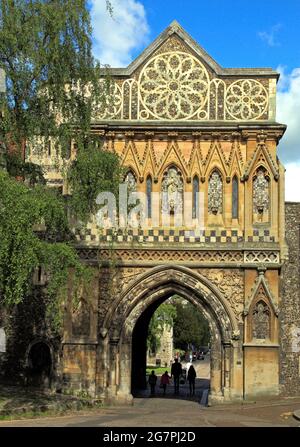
[157,141,189,178]
[203,140,229,177]
[124,169,137,192]
[244,272,279,343]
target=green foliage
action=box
[173,298,210,350]
[0,0,102,156]
[0,171,90,329]
[147,303,177,354]
[5,152,46,186]
[67,140,123,222]
[0,1,121,332]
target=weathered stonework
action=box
[5,21,294,404]
[280,202,300,395]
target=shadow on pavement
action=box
[133,378,210,406]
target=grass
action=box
[146,366,171,375]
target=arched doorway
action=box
[131,294,211,400]
[27,341,52,388]
[99,265,243,405]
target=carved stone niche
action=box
[208,170,223,215]
[124,170,137,193]
[253,167,270,224]
[252,300,270,340]
[161,166,184,215]
[246,281,276,343]
[72,298,91,337]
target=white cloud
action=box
[90,0,149,67]
[277,67,300,164]
[258,24,281,47]
[284,162,300,202]
[276,67,300,202]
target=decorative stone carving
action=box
[93,80,122,119]
[244,251,279,264]
[139,52,209,120]
[201,269,244,323]
[208,171,223,214]
[253,169,269,215]
[252,300,270,340]
[161,166,183,214]
[98,249,244,263]
[225,79,268,120]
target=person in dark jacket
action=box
[148,370,157,396]
[187,364,197,396]
[171,358,182,394]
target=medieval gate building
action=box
[12,21,297,404]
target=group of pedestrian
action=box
[148,358,197,397]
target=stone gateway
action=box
[2,21,300,405]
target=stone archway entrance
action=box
[130,293,211,398]
[27,341,52,388]
[99,265,242,405]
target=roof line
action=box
[98,21,279,79]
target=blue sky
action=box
[90,0,300,200]
[139,0,300,72]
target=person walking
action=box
[187,364,197,396]
[171,358,182,395]
[148,370,157,396]
[160,371,170,395]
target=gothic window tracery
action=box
[252,300,270,340]
[225,79,268,120]
[161,166,184,215]
[208,170,223,215]
[139,52,209,120]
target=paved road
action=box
[1,397,300,427]
[1,357,299,427]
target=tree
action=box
[147,303,177,354]
[0,1,122,322]
[173,298,210,351]
[0,0,102,160]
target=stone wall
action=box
[0,288,61,388]
[280,202,300,395]
[147,325,173,368]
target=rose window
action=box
[139,52,209,120]
[225,79,268,120]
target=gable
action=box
[94,21,278,123]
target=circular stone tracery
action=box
[139,51,209,120]
[225,79,268,120]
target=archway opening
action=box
[27,342,52,388]
[131,294,211,401]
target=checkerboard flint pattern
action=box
[73,226,276,244]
